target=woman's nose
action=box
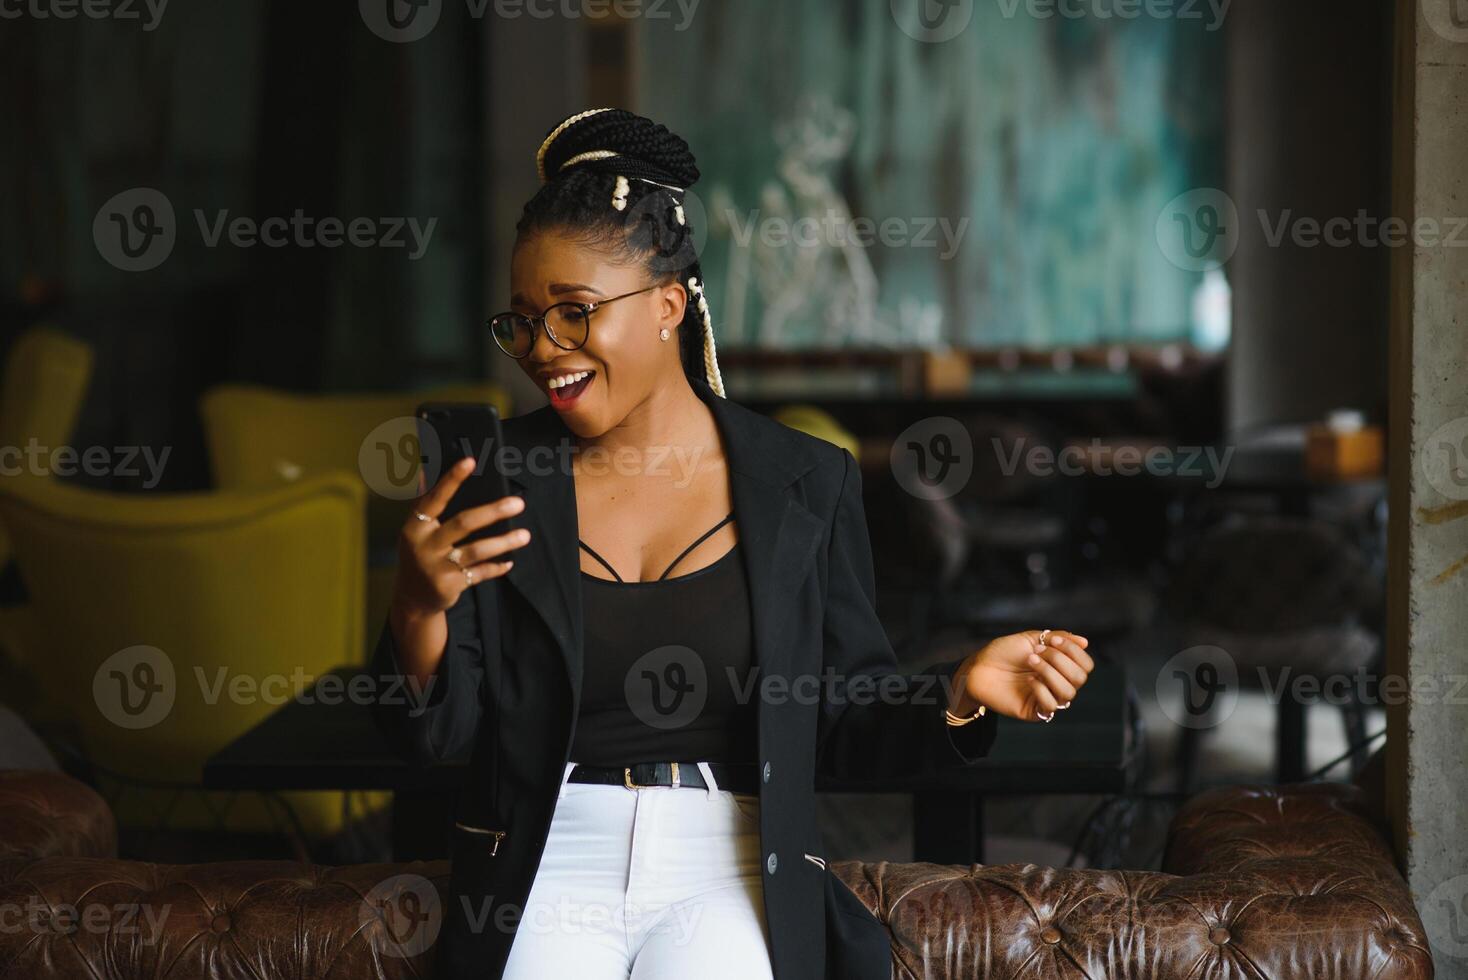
[527,317,563,361]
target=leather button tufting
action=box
[1040,926,1062,944]
[212,914,232,934]
[1210,926,1231,945]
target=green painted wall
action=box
[638,3,1223,349]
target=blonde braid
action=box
[535,108,617,182]
[558,149,620,173]
[687,277,725,397]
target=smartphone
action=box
[415,402,517,545]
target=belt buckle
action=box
[623,762,679,790]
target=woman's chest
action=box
[573,466,737,582]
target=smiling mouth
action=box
[547,370,595,406]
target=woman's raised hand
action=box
[958,629,1094,723]
[391,456,532,619]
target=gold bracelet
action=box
[944,703,987,727]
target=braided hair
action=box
[516,108,725,397]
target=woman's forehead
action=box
[511,235,644,290]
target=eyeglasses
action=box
[487,284,663,358]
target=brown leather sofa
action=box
[0,770,1434,979]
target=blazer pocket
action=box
[453,821,507,857]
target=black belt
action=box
[568,761,759,795]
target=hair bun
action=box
[536,108,700,189]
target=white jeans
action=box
[501,762,775,979]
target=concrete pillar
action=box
[1387,2,1468,976]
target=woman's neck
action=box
[579,374,718,464]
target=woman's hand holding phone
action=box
[388,455,533,689]
[395,455,531,611]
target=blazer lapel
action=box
[501,411,583,708]
[497,380,826,718]
[703,385,826,688]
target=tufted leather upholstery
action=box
[0,772,1432,979]
[0,770,115,861]
[838,782,1432,979]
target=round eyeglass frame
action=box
[487,284,663,358]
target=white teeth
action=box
[548,370,592,390]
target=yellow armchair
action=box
[771,403,860,462]
[0,326,95,566]
[0,327,95,691]
[199,382,512,649]
[0,471,382,838]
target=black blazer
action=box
[371,377,999,980]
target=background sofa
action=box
[0,769,1433,979]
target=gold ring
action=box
[1038,629,1052,645]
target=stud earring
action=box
[659,328,671,341]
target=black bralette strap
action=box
[579,512,737,583]
[659,512,735,581]
[578,540,624,583]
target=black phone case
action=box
[416,402,517,545]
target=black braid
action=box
[516,109,713,390]
[537,108,698,187]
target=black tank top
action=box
[569,514,758,766]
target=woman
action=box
[372,108,1094,980]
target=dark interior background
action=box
[1,0,1392,497]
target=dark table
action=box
[1083,440,1386,517]
[818,660,1135,863]
[205,661,1134,864]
